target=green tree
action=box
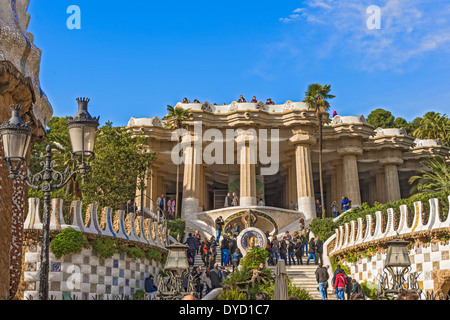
[164,105,192,218]
[413,112,450,146]
[366,108,395,128]
[81,121,155,209]
[303,83,335,219]
[408,156,450,195]
[393,117,411,133]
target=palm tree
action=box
[408,156,450,195]
[303,84,335,219]
[413,112,450,146]
[164,105,192,219]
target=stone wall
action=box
[22,242,164,300]
[322,195,450,297]
[20,197,169,300]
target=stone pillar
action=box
[342,154,362,207]
[181,138,201,216]
[238,135,257,206]
[368,176,377,206]
[384,164,401,202]
[376,171,386,204]
[335,163,343,203]
[294,144,315,220]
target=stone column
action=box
[181,137,202,216]
[384,164,401,202]
[238,133,257,206]
[375,171,386,204]
[294,144,315,220]
[342,154,362,207]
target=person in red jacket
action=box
[334,270,347,300]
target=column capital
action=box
[379,157,404,166]
[336,147,363,157]
[289,133,316,146]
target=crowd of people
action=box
[181,96,276,106]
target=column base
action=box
[240,197,257,207]
[181,198,200,217]
[297,196,316,221]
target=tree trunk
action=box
[318,113,325,219]
[175,134,182,219]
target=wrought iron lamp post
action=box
[0,98,99,300]
[155,242,197,300]
[376,236,422,300]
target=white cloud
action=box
[276,0,450,71]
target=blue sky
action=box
[27,0,450,127]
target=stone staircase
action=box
[187,245,336,300]
[268,263,337,300]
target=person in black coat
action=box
[351,279,365,299]
[315,236,324,266]
[184,233,197,266]
[209,265,222,289]
[279,237,288,262]
[294,240,303,265]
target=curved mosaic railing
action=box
[24,197,169,250]
[330,195,450,255]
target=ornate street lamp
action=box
[155,242,197,300]
[376,236,422,300]
[0,98,99,300]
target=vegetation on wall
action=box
[50,229,165,263]
[49,227,89,259]
[310,190,449,244]
[90,237,117,259]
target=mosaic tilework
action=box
[23,246,162,300]
[345,242,450,292]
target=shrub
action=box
[127,246,145,260]
[166,219,186,240]
[91,237,116,259]
[218,287,247,300]
[50,227,89,259]
[344,251,359,263]
[239,247,268,271]
[361,281,379,300]
[146,248,162,262]
[132,289,146,300]
[309,218,338,242]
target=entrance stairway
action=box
[187,244,336,300]
[267,263,337,300]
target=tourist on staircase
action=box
[315,263,329,300]
[220,235,230,267]
[184,233,197,267]
[231,248,243,271]
[279,236,288,262]
[334,270,347,300]
[294,238,303,265]
[306,238,317,265]
[215,216,224,243]
[200,237,209,267]
[288,240,296,265]
[301,230,309,257]
[315,236,324,266]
